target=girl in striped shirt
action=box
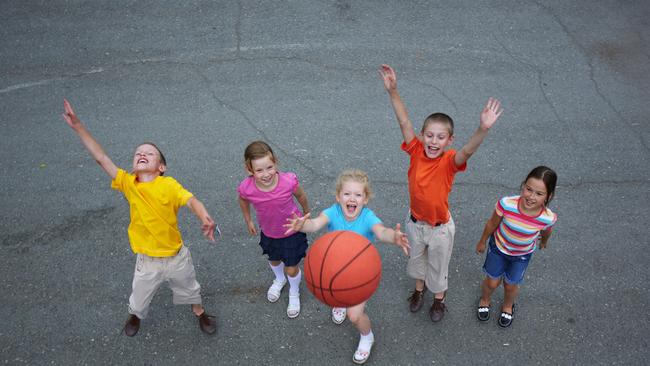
[474,166,558,327]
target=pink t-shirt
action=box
[237,171,302,239]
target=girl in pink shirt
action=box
[238,141,310,318]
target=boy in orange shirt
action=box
[62,99,218,336]
[379,65,503,322]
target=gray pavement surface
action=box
[1,0,649,365]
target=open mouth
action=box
[426,146,440,155]
[346,203,357,215]
[137,158,148,164]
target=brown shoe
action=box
[407,289,424,313]
[429,297,447,322]
[197,312,217,334]
[123,314,140,337]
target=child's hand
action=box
[379,64,397,92]
[202,215,217,242]
[475,240,487,254]
[245,220,257,236]
[62,99,82,129]
[393,223,410,256]
[538,241,547,250]
[283,212,310,235]
[479,97,503,130]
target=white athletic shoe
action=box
[331,307,347,325]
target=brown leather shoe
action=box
[123,314,140,337]
[407,289,424,313]
[197,312,217,334]
[429,298,447,322]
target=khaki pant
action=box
[406,214,456,294]
[128,246,202,319]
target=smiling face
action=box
[519,177,549,215]
[132,143,166,176]
[249,154,278,191]
[336,180,369,221]
[420,121,454,159]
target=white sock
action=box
[270,262,286,282]
[361,330,374,343]
[287,270,301,296]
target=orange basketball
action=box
[304,230,382,307]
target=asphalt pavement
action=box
[1,1,649,365]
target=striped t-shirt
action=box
[493,195,557,256]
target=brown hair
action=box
[422,113,454,136]
[138,142,167,175]
[523,166,557,205]
[244,140,277,172]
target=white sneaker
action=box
[331,307,347,324]
[267,278,286,303]
[287,293,300,318]
[352,333,374,364]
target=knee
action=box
[483,278,500,290]
[503,283,519,292]
[285,266,299,277]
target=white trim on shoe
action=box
[331,307,347,325]
[267,278,287,303]
[287,293,300,318]
[352,334,374,364]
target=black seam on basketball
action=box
[307,271,381,292]
[328,241,373,300]
[318,231,346,304]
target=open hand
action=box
[379,64,397,91]
[479,97,503,130]
[283,212,310,235]
[393,223,410,256]
[202,215,217,242]
[62,99,82,128]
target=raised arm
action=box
[283,212,329,235]
[371,223,410,256]
[293,186,310,216]
[379,64,417,144]
[455,97,503,167]
[62,99,118,179]
[238,196,257,235]
[186,197,217,242]
[475,210,503,254]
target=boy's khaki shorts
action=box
[128,245,202,319]
[406,214,456,294]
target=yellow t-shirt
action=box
[111,169,193,257]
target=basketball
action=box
[304,230,382,307]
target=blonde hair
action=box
[244,140,277,171]
[335,169,374,200]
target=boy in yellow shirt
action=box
[62,99,218,336]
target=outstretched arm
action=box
[62,99,118,179]
[455,97,503,167]
[293,186,310,216]
[283,212,329,235]
[238,196,257,235]
[379,64,417,144]
[372,223,410,256]
[187,197,217,242]
[475,210,502,254]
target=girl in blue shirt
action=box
[285,169,409,364]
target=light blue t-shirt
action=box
[322,204,382,242]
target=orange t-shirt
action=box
[401,138,466,226]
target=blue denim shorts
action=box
[482,235,532,285]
